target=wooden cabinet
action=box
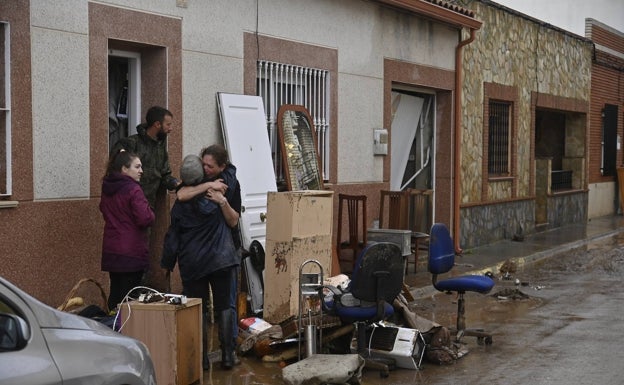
[120,298,202,385]
[263,191,333,324]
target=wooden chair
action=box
[405,189,433,273]
[407,189,433,234]
[337,194,367,271]
[378,190,409,230]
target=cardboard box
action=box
[266,191,333,242]
[263,235,332,324]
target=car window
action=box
[0,297,16,315]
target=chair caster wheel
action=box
[478,336,493,345]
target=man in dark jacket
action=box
[111,106,180,207]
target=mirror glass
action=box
[277,104,324,191]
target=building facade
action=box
[0,0,478,305]
[459,0,593,248]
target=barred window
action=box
[488,101,511,175]
[0,22,11,196]
[256,61,330,184]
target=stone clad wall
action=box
[458,2,592,248]
[461,2,592,203]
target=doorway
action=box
[390,89,435,233]
[108,50,141,151]
[390,90,434,192]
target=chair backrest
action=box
[349,242,404,303]
[407,189,433,234]
[428,223,455,275]
[379,190,409,230]
[337,194,367,246]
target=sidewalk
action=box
[404,214,624,300]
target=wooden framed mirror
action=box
[277,104,324,191]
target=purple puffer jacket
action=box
[99,172,155,273]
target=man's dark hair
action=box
[145,106,173,127]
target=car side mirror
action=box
[0,313,30,351]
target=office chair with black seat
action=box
[428,223,495,345]
[321,242,404,377]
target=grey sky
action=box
[490,0,624,36]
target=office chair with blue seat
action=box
[429,223,495,345]
[322,241,404,376]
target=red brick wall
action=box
[588,23,624,184]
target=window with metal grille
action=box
[0,22,11,196]
[488,101,511,175]
[551,170,572,191]
[256,60,330,184]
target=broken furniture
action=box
[428,223,495,345]
[264,191,334,324]
[336,193,367,272]
[322,242,404,377]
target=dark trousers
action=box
[182,266,238,314]
[108,271,143,311]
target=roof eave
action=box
[377,0,482,30]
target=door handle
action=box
[260,212,267,222]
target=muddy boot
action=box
[218,309,236,370]
[202,311,210,370]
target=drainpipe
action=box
[453,28,476,254]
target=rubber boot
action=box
[202,311,210,370]
[218,309,236,370]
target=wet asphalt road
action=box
[203,234,624,385]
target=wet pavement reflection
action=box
[203,233,624,384]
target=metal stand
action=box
[298,259,324,360]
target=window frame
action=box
[0,21,11,197]
[482,82,518,200]
[487,99,512,176]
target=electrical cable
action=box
[113,286,163,332]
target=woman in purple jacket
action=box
[100,150,155,310]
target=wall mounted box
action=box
[373,128,388,155]
[120,298,202,385]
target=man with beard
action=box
[111,106,180,207]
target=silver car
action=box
[0,276,156,385]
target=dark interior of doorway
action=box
[108,56,129,151]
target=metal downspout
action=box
[453,28,476,254]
